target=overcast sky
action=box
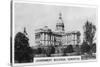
[14,3,97,46]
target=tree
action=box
[14,32,33,63]
[45,45,55,57]
[37,47,42,54]
[74,45,81,55]
[90,43,96,53]
[81,41,90,54]
[83,21,96,45]
[50,46,55,54]
[64,45,74,53]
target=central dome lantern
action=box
[56,12,65,33]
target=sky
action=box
[14,3,97,46]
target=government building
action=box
[35,13,81,47]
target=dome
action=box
[43,26,52,32]
[56,22,64,27]
[56,12,64,27]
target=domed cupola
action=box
[43,26,52,32]
[56,12,65,32]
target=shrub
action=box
[81,42,90,54]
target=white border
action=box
[11,0,98,66]
[13,0,98,8]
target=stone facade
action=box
[35,13,81,47]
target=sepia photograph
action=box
[11,0,97,66]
